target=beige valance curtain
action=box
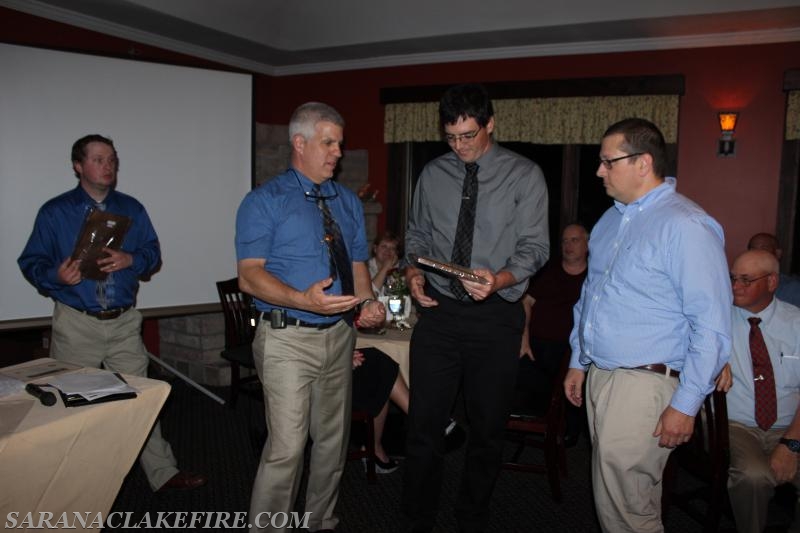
[384,94,680,144]
[787,91,800,140]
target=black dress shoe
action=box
[444,423,466,453]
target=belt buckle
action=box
[97,308,122,320]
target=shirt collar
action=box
[614,176,676,214]
[290,167,335,195]
[734,296,777,324]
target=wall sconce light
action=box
[717,111,738,157]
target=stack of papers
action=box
[49,371,137,405]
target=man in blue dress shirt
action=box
[563,118,732,533]
[716,249,800,533]
[18,134,206,492]
[236,102,384,533]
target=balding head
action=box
[747,232,782,260]
[730,250,780,313]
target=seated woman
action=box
[352,347,408,473]
[368,232,401,296]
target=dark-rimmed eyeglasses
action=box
[729,273,772,287]
[304,189,339,202]
[292,169,339,202]
[445,127,482,144]
[598,153,643,170]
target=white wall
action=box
[0,43,253,325]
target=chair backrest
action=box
[661,388,730,531]
[684,388,730,479]
[216,278,256,349]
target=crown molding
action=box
[273,27,800,76]
[4,0,800,77]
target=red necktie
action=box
[748,317,777,431]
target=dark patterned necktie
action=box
[314,185,354,296]
[450,162,479,300]
[748,317,777,431]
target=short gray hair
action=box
[288,102,345,142]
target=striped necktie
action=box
[450,162,478,300]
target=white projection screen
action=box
[0,43,253,328]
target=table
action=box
[356,327,412,385]
[0,358,170,527]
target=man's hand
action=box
[770,442,800,483]
[97,247,133,274]
[653,406,695,448]
[564,368,585,407]
[357,299,386,328]
[57,257,82,285]
[461,268,496,301]
[303,277,361,315]
[407,270,437,307]
[715,363,733,392]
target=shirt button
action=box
[593,295,599,301]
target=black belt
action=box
[82,306,132,320]
[633,364,680,378]
[260,313,341,330]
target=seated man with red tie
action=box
[716,249,800,533]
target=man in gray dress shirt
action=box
[403,83,550,533]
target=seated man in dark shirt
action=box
[517,223,588,444]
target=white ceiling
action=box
[4,0,800,75]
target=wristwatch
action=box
[779,438,800,453]
[356,298,375,314]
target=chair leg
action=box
[364,416,377,484]
[544,436,563,503]
[229,361,240,408]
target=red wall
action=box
[3,6,798,263]
[260,44,799,263]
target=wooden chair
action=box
[216,278,259,407]
[662,389,730,533]
[502,351,570,502]
[348,411,377,483]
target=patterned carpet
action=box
[104,377,721,533]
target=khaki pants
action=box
[50,302,178,490]
[587,366,678,533]
[728,421,800,533]
[248,319,354,533]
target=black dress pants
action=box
[402,287,523,533]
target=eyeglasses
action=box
[444,127,482,144]
[304,189,339,202]
[292,169,339,201]
[729,273,772,287]
[598,153,643,170]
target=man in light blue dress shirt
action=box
[563,118,732,533]
[716,249,800,533]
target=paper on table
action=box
[0,360,81,382]
[48,371,137,402]
[0,374,24,398]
